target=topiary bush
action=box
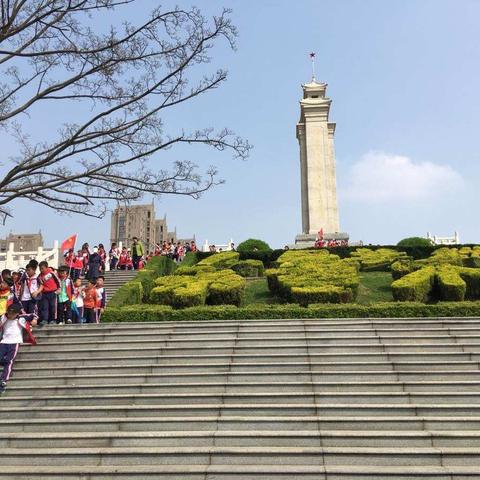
[391,258,416,280]
[351,248,408,272]
[231,259,265,278]
[391,266,436,302]
[265,249,359,306]
[108,281,143,307]
[397,237,433,247]
[436,266,466,301]
[151,269,246,308]
[237,238,272,253]
[196,251,240,270]
[104,301,480,323]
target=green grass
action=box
[243,273,393,306]
[243,279,280,305]
[357,271,393,305]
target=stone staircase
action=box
[2,317,480,478]
[102,269,138,303]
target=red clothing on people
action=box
[64,253,76,268]
[83,287,98,309]
[38,268,60,293]
[74,256,84,270]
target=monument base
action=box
[292,232,350,250]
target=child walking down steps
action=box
[0,303,37,393]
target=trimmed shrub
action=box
[231,259,265,278]
[237,239,272,253]
[351,248,408,272]
[291,286,353,307]
[197,251,240,270]
[459,268,480,300]
[397,237,433,247]
[391,266,436,302]
[103,301,480,322]
[108,281,143,307]
[238,249,285,268]
[391,259,416,280]
[151,269,246,308]
[265,249,359,306]
[436,266,466,301]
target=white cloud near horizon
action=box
[341,151,464,202]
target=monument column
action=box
[295,76,346,246]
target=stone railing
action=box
[202,239,235,253]
[0,241,59,271]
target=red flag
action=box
[61,234,77,252]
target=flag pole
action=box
[310,52,316,82]
[66,234,77,280]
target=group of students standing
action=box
[0,259,106,326]
[0,243,108,394]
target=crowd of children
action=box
[0,260,106,326]
[0,259,108,394]
[152,240,197,262]
[0,236,203,392]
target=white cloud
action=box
[342,151,464,202]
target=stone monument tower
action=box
[295,67,347,247]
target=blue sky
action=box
[2,0,480,248]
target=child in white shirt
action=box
[0,303,37,393]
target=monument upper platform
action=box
[301,80,328,99]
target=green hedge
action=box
[108,256,177,305]
[197,251,240,270]
[436,266,466,301]
[231,259,265,278]
[391,266,436,302]
[107,281,143,307]
[103,301,480,322]
[236,238,271,253]
[265,250,359,306]
[151,269,246,308]
[351,248,408,272]
[391,259,416,280]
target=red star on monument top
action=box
[309,52,316,58]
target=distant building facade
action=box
[427,231,460,246]
[0,232,44,252]
[110,203,192,252]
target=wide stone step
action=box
[9,379,480,396]
[20,342,480,358]
[11,366,480,382]
[4,391,480,408]
[2,464,480,480]
[32,327,480,342]
[31,318,480,335]
[2,429,480,448]
[1,403,480,419]
[0,415,478,434]
[0,445,479,467]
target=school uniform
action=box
[109,248,120,270]
[38,268,60,325]
[74,257,84,281]
[0,313,36,389]
[118,252,128,270]
[19,273,41,315]
[96,286,106,322]
[72,286,85,324]
[57,278,74,324]
[83,287,98,324]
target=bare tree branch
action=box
[0,1,251,223]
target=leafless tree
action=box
[0,0,251,223]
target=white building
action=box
[427,231,460,246]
